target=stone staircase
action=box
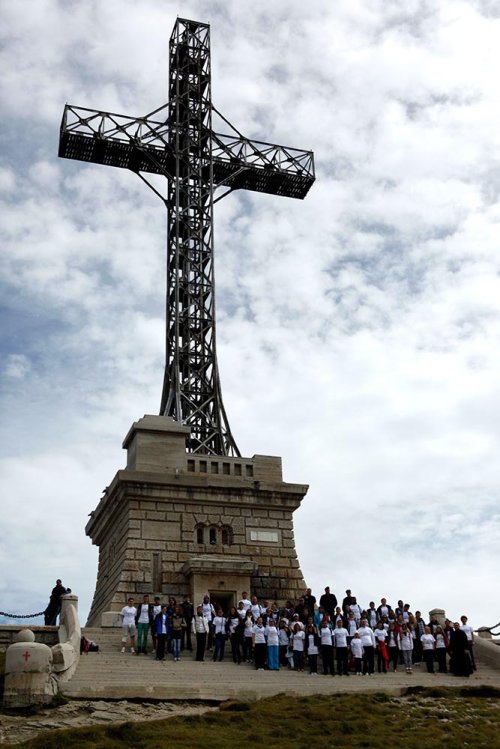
[60,627,500,702]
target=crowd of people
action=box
[119,586,476,678]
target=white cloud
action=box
[3,354,31,379]
[1,0,499,630]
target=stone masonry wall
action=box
[87,478,306,623]
[85,416,308,624]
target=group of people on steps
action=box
[119,586,476,677]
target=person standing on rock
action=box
[192,605,209,661]
[120,597,137,654]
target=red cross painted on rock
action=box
[22,650,31,663]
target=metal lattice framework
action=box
[59,18,315,456]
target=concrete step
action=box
[62,650,500,701]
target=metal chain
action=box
[477,622,500,636]
[0,611,45,619]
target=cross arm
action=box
[58,104,316,200]
[211,131,315,200]
[58,104,175,177]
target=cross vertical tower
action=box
[58,17,315,457]
[164,20,233,455]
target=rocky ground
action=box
[0,700,215,745]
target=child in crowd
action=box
[350,632,363,675]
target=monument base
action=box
[85,416,308,624]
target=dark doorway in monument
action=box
[209,591,235,615]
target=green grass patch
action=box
[10,688,500,749]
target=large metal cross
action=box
[59,17,315,456]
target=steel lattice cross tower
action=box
[59,18,315,456]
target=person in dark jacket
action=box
[319,587,338,617]
[181,593,194,650]
[154,605,170,661]
[44,579,67,625]
[449,622,472,677]
[303,588,316,615]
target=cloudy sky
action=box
[1,0,499,629]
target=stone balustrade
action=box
[3,594,81,708]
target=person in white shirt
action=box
[192,605,209,662]
[333,619,349,676]
[250,596,264,621]
[320,621,334,676]
[135,594,153,655]
[238,592,252,611]
[397,623,414,674]
[374,621,388,673]
[460,615,476,671]
[120,597,137,653]
[237,601,247,620]
[350,632,363,675]
[356,620,376,675]
[420,626,436,673]
[278,622,290,667]
[377,598,390,620]
[252,616,267,670]
[386,622,399,672]
[435,626,448,673]
[348,598,362,625]
[305,624,319,675]
[366,602,378,630]
[292,622,305,672]
[212,610,227,662]
[199,595,216,650]
[243,611,254,663]
[266,619,280,670]
[346,612,357,644]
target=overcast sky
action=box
[1,0,499,629]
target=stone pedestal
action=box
[3,631,57,708]
[429,608,446,625]
[85,416,308,625]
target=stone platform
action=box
[60,627,500,702]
